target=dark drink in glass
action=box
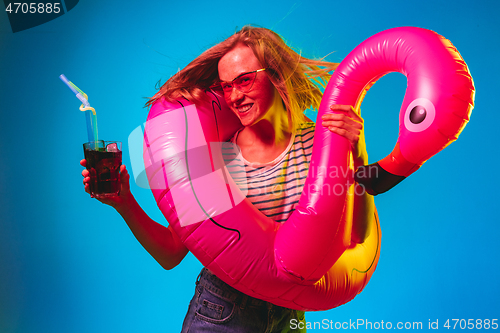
[83,141,122,198]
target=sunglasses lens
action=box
[210,85,223,96]
[234,72,256,92]
[220,82,232,92]
[219,70,263,95]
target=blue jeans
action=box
[181,268,307,333]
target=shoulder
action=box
[294,122,315,142]
[297,121,315,132]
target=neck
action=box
[239,92,291,148]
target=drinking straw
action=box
[59,74,99,145]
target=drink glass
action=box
[83,140,122,198]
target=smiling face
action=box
[218,44,276,127]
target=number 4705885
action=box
[5,2,61,14]
[444,319,498,330]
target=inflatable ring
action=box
[143,27,474,311]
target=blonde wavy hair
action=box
[147,26,338,128]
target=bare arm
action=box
[114,192,189,270]
[81,160,189,270]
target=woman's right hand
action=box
[80,159,133,210]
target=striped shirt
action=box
[223,123,315,223]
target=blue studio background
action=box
[1,0,498,332]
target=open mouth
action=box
[237,104,253,114]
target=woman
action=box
[81,26,374,332]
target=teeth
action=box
[237,104,252,113]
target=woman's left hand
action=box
[321,104,368,167]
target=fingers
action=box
[322,105,363,126]
[321,118,362,133]
[327,126,359,145]
[322,104,364,147]
[329,104,353,113]
[321,115,362,138]
[330,104,362,119]
[120,164,128,175]
[82,172,91,192]
[83,180,90,194]
[81,159,91,194]
[119,165,131,188]
[82,163,131,200]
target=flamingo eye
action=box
[409,105,426,124]
[404,98,435,132]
